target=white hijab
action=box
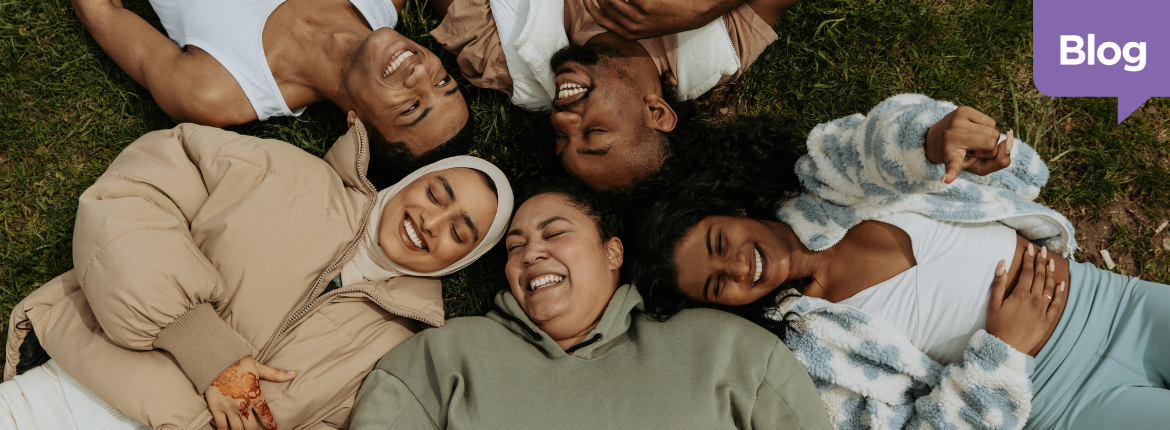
[340,156,514,285]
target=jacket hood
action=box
[487,284,643,359]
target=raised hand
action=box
[206,356,296,430]
[925,106,1014,184]
[985,244,1067,354]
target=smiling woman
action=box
[348,176,831,429]
[0,126,514,430]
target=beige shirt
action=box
[432,0,778,95]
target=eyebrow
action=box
[402,80,456,127]
[703,226,713,300]
[463,213,480,242]
[578,145,609,156]
[438,176,455,202]
[505,216,572,238]
[404,107,432,127]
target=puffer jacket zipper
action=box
[255,122,436,363]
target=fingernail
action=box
[1041,246,1047,258]
[1059,281,1065,292]
[1028,243,1034,256]
[1005,130,1014,152]
[1049,259,1055,272]
[996,260,1006,276]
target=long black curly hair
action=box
[625,115,811,340]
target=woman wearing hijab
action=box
[0,121,513,430]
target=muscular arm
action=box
[71,0,257,126]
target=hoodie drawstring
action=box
[565,333,604,354]
[493,302,543,342]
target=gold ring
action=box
[1044,294,1053,300]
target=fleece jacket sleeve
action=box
[349,368,440,430]
[751,341,835,430]
[72,124,266,392]
[903,331,1034,430]
[798,93,1049,207]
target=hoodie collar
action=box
[487,284,644,359]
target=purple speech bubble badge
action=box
[1034,0,1169,123]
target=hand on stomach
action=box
[987,238,1071,355]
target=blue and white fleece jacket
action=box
[774,297,1035,430]
[768,94,1076,430]
[776,93,1077,257]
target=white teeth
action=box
[555,83,586,101]
[404,217,425,250]
[528,274,564,291]
[382,50,415,78]
[753,247,763,283]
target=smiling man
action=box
[428,0,799,190]
[71,0,471,187]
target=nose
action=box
[722,252,751,283]
[419,209,445,238]
[404,60,431,88]
[551,110,581,132]
[522,240,547,265]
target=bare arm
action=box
[746,0,800,27]
[71,0,257,126]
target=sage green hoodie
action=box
[350,285,831,429]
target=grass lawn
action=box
[1,0,1167,354]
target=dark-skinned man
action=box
[429,0,800,190]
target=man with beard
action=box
[71,0,471,187]
[429,0,798,190]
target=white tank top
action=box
[148,0,399,120]
[836,212,1017,364]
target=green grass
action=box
[2,0,1168,354]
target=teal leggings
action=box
[1028,261,1170,430]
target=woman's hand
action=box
[986,244,1067,354]
[925,106,1014,184]
[206,356,296,430]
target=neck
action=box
[761,219,833,289]
[552,324,598,352]
[265,0,369,108]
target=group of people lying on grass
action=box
[2,0,1168,429]
[70,0,797,191]
[6,93,1170,430]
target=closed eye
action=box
[544,231,565,240]
[507,242,524,252]
[427,187,439,205]
[451,224,465,245]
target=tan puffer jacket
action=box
[3,122,445,430]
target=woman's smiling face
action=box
[503,192,623,344]
[378,168,498,272]
[672,215,791,306]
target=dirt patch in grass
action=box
[1076,200,1141,272]
[695,81,746,122]
[1070,200,1170,276]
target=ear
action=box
[346,111,359,128]
[604,236,625,271]
[643,94,678,133]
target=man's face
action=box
[346,28,469,156]
[549,45,666,191]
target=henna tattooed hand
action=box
[206,356,296,430]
